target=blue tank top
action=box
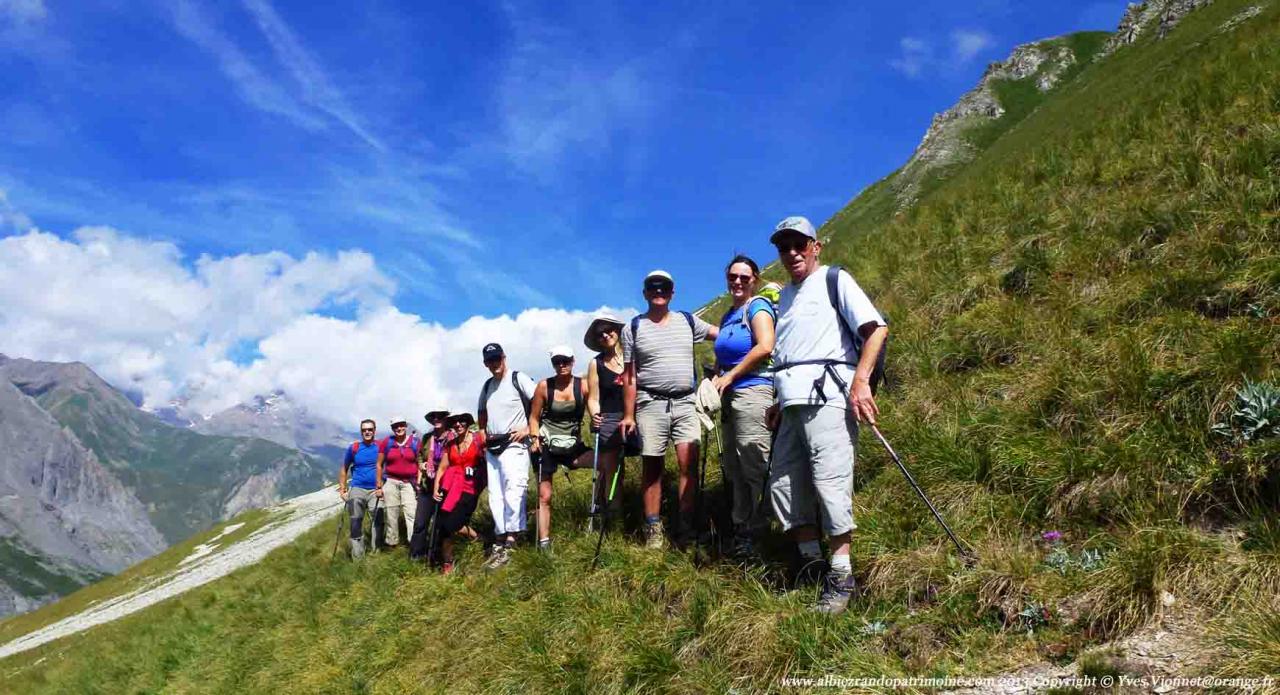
[713,298,774,391]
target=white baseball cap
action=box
[548,344,574,359]
[390,416,408,427]
[770,216,817,243]
[643,269,674,289]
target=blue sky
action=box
[1,0,1127,325]
[0,1,1134,421]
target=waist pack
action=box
[544,434,581,457]
[485,433,513,455]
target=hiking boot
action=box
[728,534,757,561]
[538,538,552,554]
[644,521,666,549]
[486,544,512,570]
[349,538,365,560]
[814,573,857,615]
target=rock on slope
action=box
[0,355,332,544]
[0,379,165,616]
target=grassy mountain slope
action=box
[0,358,331,543]
[3,0,1279,690]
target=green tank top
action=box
[542,377,584,439]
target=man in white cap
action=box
[619,270,719,548]
[377,415,420,548]
[766,215,888,615]
[477,342,537,568]
[527,344,592,552]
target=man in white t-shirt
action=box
[477,342,537,569]
[766,215,888,616]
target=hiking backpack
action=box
[773,266,888,400]
[826,265,887,394]
[480,370,534,419]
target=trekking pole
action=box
[870,424,972,560]
[591,461,624,570]
[330,498,348,562]
[587,430,602,532]
[535,442,544,548]
[369,496,384,554]
[691,430,708,564]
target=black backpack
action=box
[480,370,534,419]
[826,266,887,395]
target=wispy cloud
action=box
[238,0,385,151]
[889,29,994,79]
[496,3,658,179]
[0,0,44,25]
[889,36,931,78]
[951,29,994,63]
[170,0,328,132]
[0,189,33,231]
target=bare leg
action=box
[674,441,698,516]
[537,476,553,542]
[642,455,665,518]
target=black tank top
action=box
[595,356,624,414]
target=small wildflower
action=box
[1041,530,1063,543]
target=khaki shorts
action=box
[768,404,857,536]
[636,394,700,457]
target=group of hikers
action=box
[336,215,888,615]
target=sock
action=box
[830,553,852,577]
[798,540,822,561]
[645,514,661,526]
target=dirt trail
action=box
[0,487,341,660]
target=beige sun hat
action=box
[583,312,625,354]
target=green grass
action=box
[0,508,274,646]
[4,0,1280,691]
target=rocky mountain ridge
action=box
[890,0,1216,209]
[0,354,332,617]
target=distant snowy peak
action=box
[192,391,349,454]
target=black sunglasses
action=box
[774,238,812,255]
[360,427,375,433]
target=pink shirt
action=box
[379,435,419,481]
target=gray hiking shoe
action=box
[350,538,365,560]
[538,538,552,554]
[814,573,857,615]
[644,521,665,549]
[729,534,757,561]
[485,544,512,570]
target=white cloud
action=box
[0,226,631,428]
[890,29,993,79]
[170,0,328,133]
[889,37,932,78]
[951,29,994,63]
[238,0,384,151]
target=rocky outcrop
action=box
[0,379,165,600]
[1103,0,1216,54]
[894,38,1081,206]
[891,0,1218,209]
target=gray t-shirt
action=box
[478,370,537,440]
[622,311,712,398]
[773,265,885,409]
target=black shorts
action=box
[535,441,592,477]
[438,492,479,539]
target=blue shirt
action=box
[343,441,380,489]
[714,298,775,391]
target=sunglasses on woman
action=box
[726,272,753,283]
